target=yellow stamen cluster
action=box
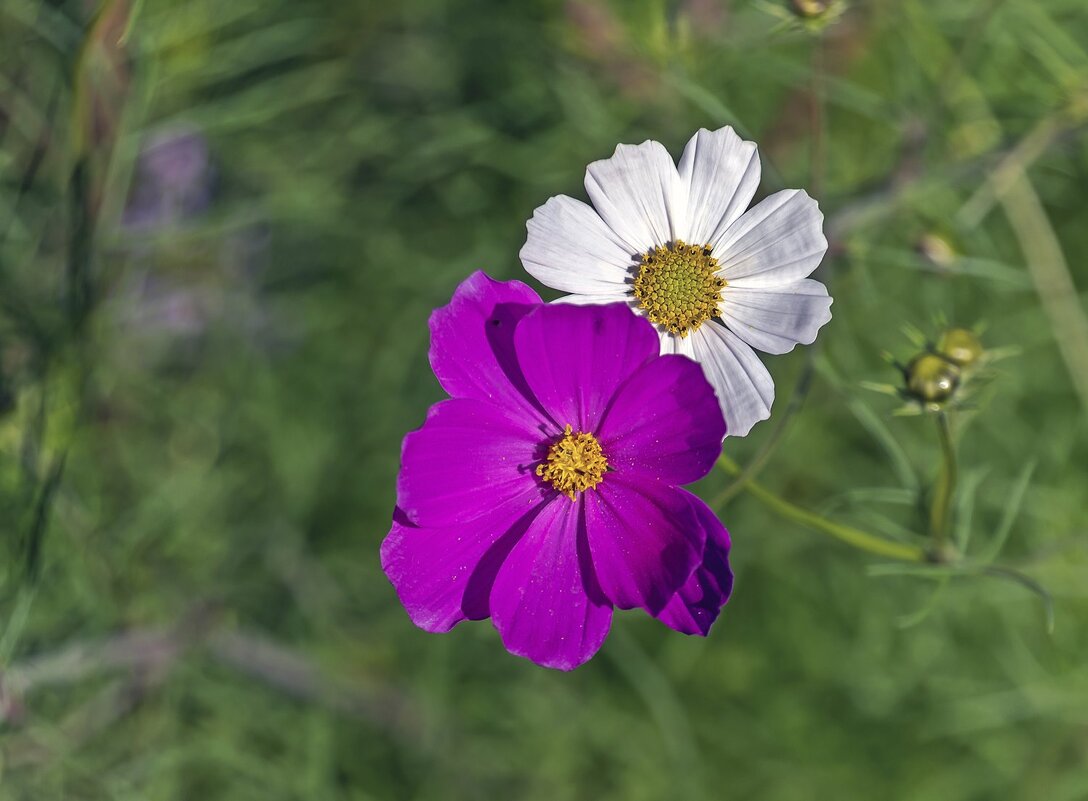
[535,424,609,501]
[632,240,726,337]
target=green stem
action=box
[929,412,957,554]
[717,455,927,563]
[710,355,815,508]
[809,29,826,198]
[0,588,37,664]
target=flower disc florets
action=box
[536,424,609,501]
[632,240,725,337]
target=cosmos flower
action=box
[381,272,733,671]
[519,126,833,436]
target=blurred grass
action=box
[1,0,1087,798]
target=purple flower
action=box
[381,272,733,671]
[122,125,214,229]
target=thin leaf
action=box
[953,466,991,552]
[867,563,951,579]
[897,578,950,628]
[819,486,918,517]
[981,565,1055,634]
[846,397,919,488]
[664,73,752,139]
[818,354,918,489]
[979,461,1037,562]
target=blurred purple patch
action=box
[123,124,215,229]
[120,274,213,338]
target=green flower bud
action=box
[790,0,832,18]
[936,327,983,368]
[916,233,957,268]
[906,353,960,404]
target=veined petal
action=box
[555,292,633,307]
[584,140,685,253]
[658,329,695,359]
[490,499,613,671]
[656,491,733,636]
[429,271,547,422]
[597,354,724,486]
[398,399,543,528]
[713,189,827,288]
[514,303,658,433]
[690,322,775,437]
[381,500,544,633]
[520,196,634,295]
[584,477,705,615]
[719,279,833,355]
[677,127,760,246]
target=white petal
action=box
[713,189,828,288]
[555,292,633,307]
[658,329,695,359]
[690,322,774,438]
[718,279,833,355]
[677,127,760,246]
[520,195,633,294]
[584,140,685,253]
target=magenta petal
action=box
[513,303,658,432]
[656,491,734,636]
[398,398,544,527]
[584,477,706,615]
[381,501,543,632]
[598,354,725,485]
[429,271,548,423]
[490,499,613,671]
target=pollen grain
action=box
[536,424,609,501]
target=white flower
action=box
[519,126,832,437]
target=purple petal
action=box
[381,501,542,631]
[597,354,725,485]
[513,303,658,432]
[490,499,613,671]
[429,271,549,423]
[583,477,706,614]
[398,398,544,527]
[656,491,734,636]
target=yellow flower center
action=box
[632,240,726,337]
[535,424,609,501]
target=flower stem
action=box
[717,455,927,563]
[929,412,957,556]
[710,355,815,508]
[809,29,826,198]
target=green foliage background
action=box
[1,0,1087,798]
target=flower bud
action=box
[936,327,983,368]
[906,353,960,404]
[916,233,957,269]
[790,0,832,18]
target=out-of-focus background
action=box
[1,0,1087,798]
